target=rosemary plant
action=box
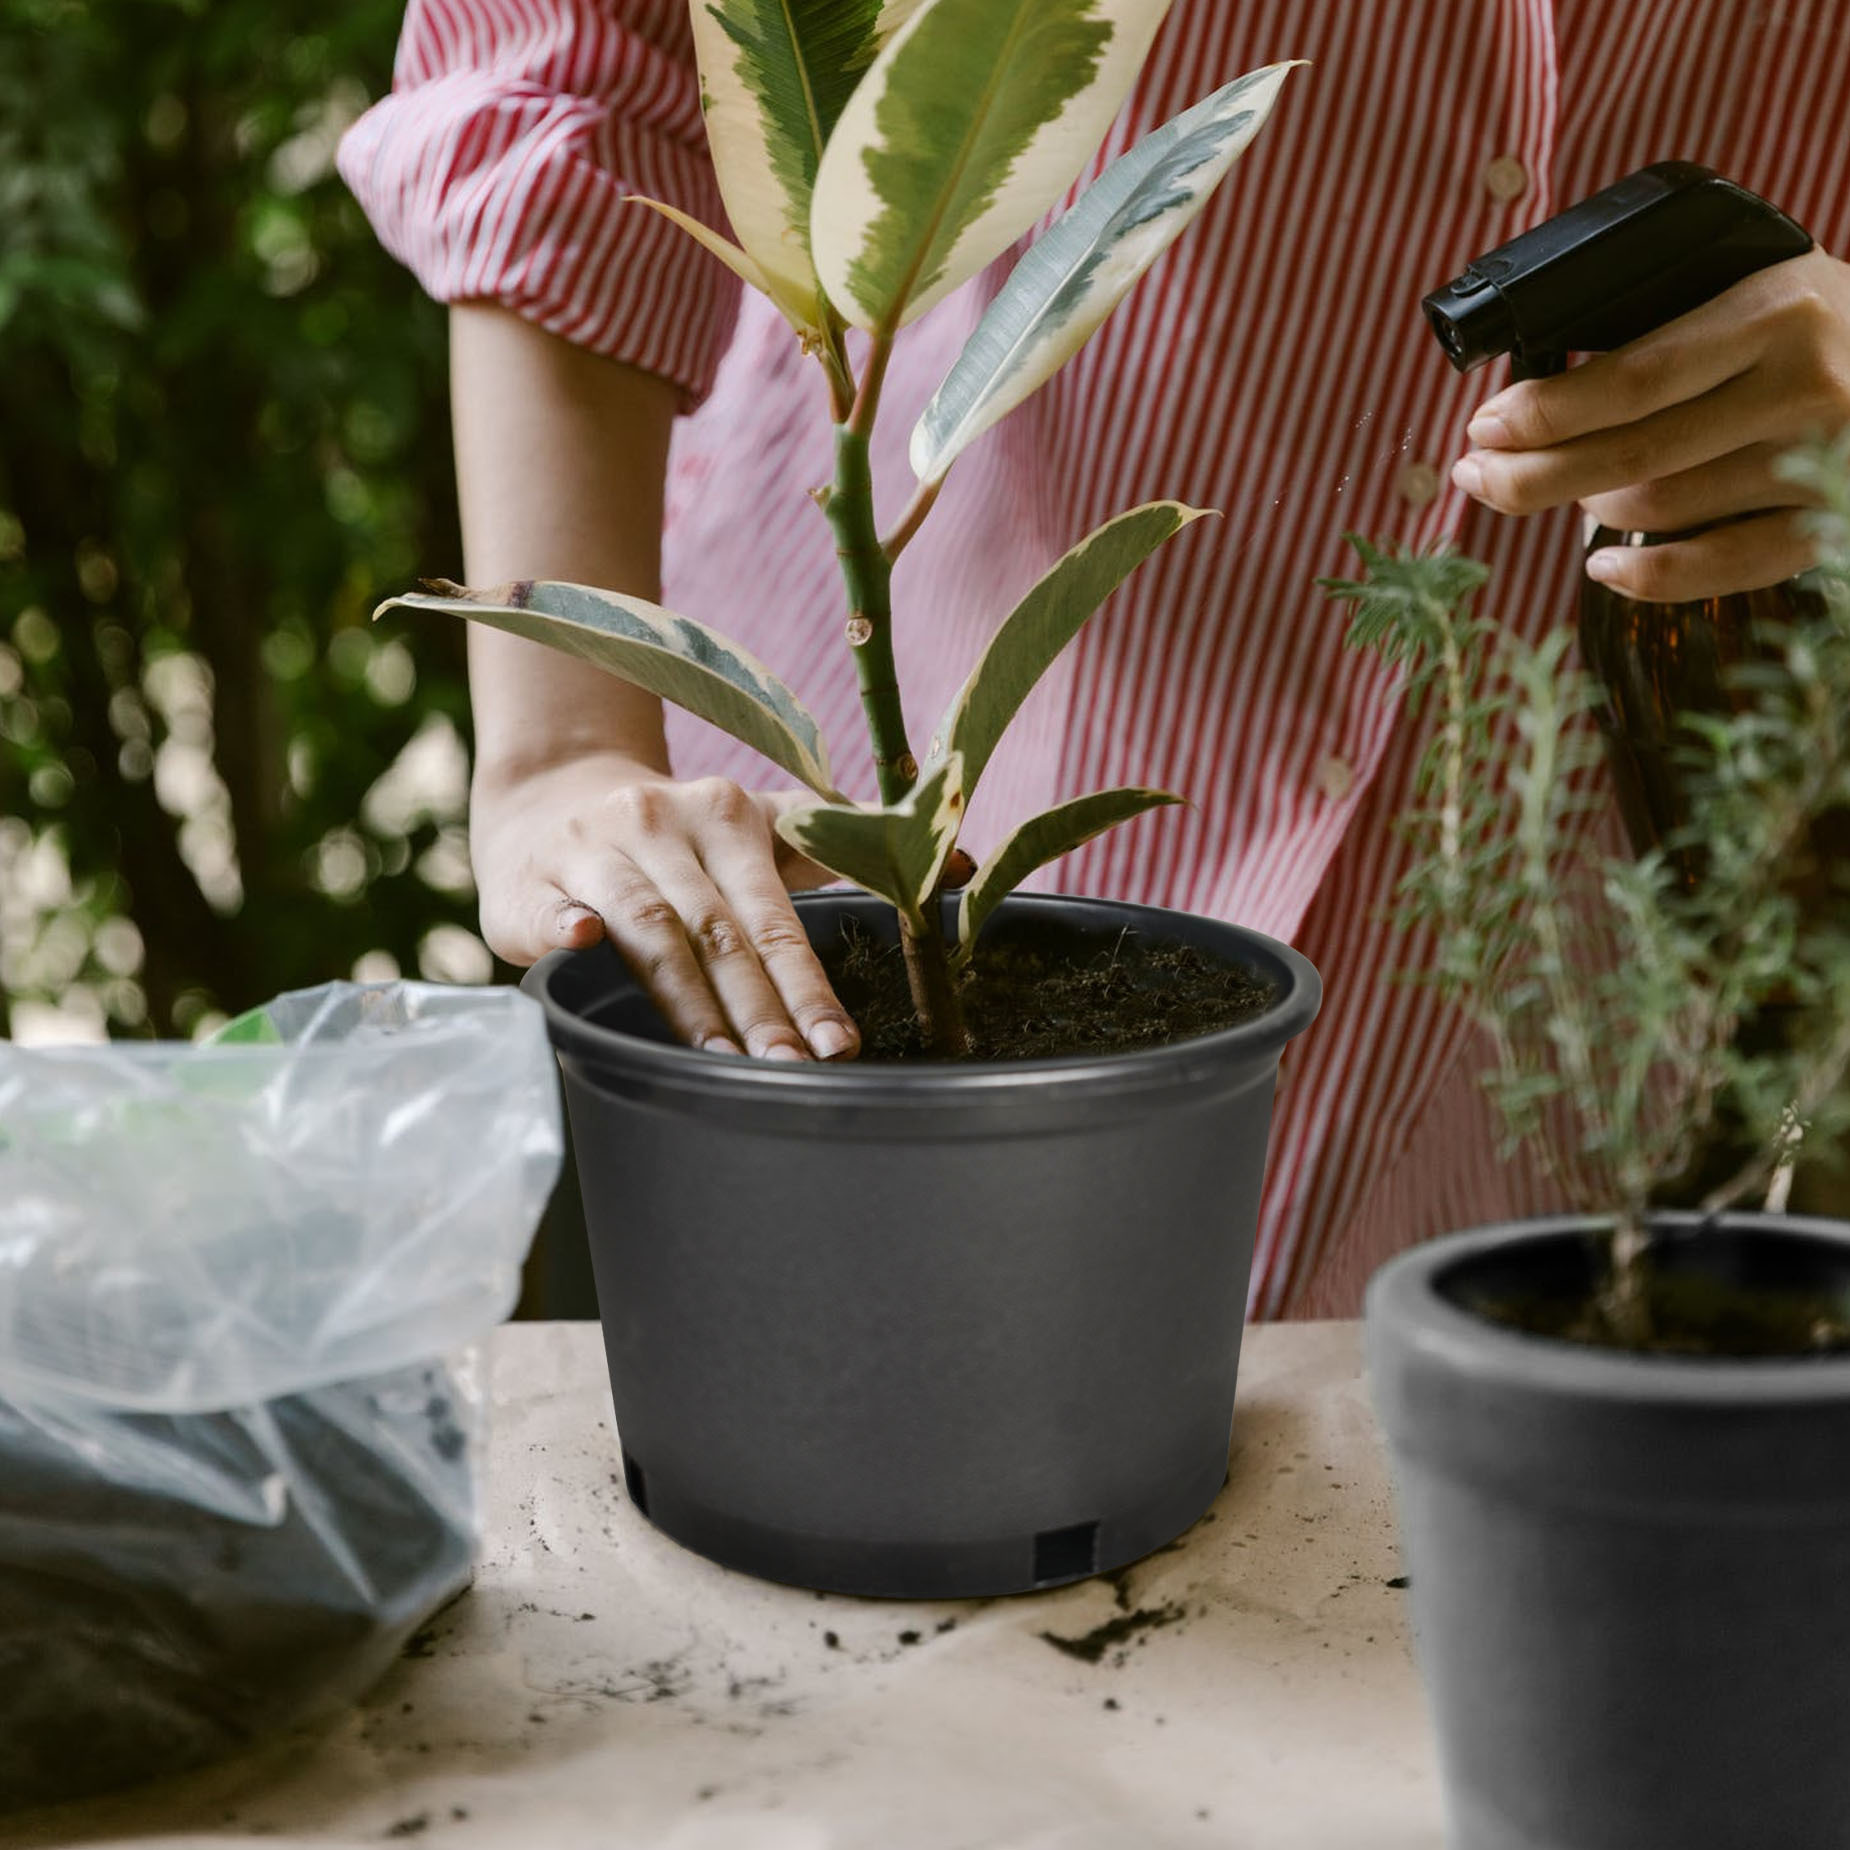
[1324,433,1850,1336]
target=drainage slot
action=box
[1033,1519,1099,1583]
[622,1451,649,1516]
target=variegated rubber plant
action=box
[380,0,1299,1055]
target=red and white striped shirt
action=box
[341,0,1850,1317]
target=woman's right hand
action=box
[472,749,860,1062]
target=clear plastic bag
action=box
[0,982,563,1811]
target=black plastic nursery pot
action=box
[524,891,1320,1599]
[1366,1212,1850,1850]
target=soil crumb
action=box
[823,920,1277,1063]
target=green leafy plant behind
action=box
[0,0,473,1043]
[1323,433,1850,1336]
[378,0,1299,1055]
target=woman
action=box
[340,0,1850,1315]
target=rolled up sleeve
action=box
[338,0,740,409]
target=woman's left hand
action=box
[1449,247,1850,600]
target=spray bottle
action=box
[1422,161,1848,1209]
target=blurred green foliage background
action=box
[0,0,482,1043]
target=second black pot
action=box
[524,891,1320,1599]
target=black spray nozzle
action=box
[1424,161,1812,380]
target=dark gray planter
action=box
[523,891,1319,1598]
[1366,1213,1850,1850]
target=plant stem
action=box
[1516,747,1653,1332]
[823,422,914,805]
[817,338,969,1056]
[1700,1007,1850,1216]
[1426,608,1580,1200]
[1656,650,1844,1206]
[882,475,945,561]
[817,317,855,425]
[848,326,896,439]
[1434,615,1467,879]
[900,910,969,1055]
[1597,1211,1655,1348]
[1523,795,1608,1145]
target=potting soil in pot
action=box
[827,916,1279,1061]
[0,1360,477,1811]
[1454,1224,1850,1355]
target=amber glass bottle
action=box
[1579,529,1850,1213]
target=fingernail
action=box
[558,905,603,947]
[1466,412,1512,448]
[808,1019,856,1060]
[761,1041,808,1063]
[1451,455,1487,496]
[1585,549,1622,585]
[701,1035,742,1057]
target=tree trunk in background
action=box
[0,0,473,1037]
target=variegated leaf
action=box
[625,195,779,298]
[911,62,1299,484]
[690,0,926,328]
[935,500,1206,795]
[775,751,965,921]
[377,580,839,799]
[811,0,1175,332]
[956,786,1182,957]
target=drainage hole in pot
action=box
[1034,1520,1100,1583]
[622,1450,649,1516]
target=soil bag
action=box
[0,982,563,1811]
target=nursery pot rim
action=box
[522,889,1321,1107]
[1367,1209,1850,1405]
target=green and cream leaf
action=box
[775,752,966,920]
[935,500,1206,795]
[810,0,1175,331]
[376,581,839,799]
[910,62,1299,483]
[956,785,1182,957]
[690,0,926,328]
[624,195,780,300]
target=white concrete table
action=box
[21,1324,1444,1850]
